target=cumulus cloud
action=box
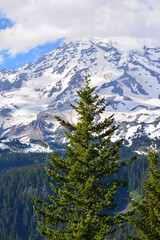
[0,0,160,55]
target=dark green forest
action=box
[0,152,49,240]
[0,141,151,239]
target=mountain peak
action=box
[0,39,160,152]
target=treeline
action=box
[0,151,48,172]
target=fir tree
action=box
[33,74,134,240]
[128,149,160,240]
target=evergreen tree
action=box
[33,75,134,240]
[128,149,160,240]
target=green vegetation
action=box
[33,75,135,239]
[128,149,160,240]
[0,143,155,239]
[0,151,48,172]
[130,190,143,203]
[0,164,49,239]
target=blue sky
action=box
[0,15,62,69]
[0,15,13,29]
[0,38,62,70]
[0,0,159,70]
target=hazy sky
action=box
[0,0,160,69]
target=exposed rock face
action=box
[0,39,160,151]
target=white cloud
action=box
[0,0,160,55]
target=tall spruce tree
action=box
[33,75,134,240]
[128,149,160,240]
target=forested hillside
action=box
[0,152,50,240]
[0,146,150,239]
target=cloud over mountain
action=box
[0,0,160,55]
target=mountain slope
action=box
[0,39,160,151]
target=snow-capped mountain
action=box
[0,39,160,152]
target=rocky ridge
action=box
[0,39,160,152]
